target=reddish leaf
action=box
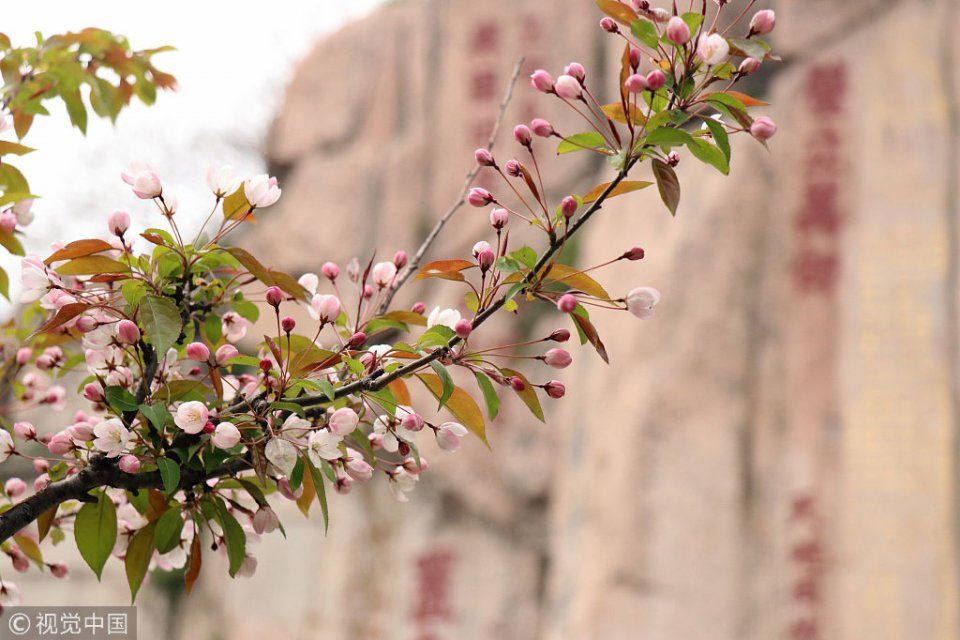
[416,374,488,446]
[652,159,680,216]
[500,368,545,422]
[582,180,652,204]
[572,312,610,363]
[226,247,275,286]
[267,268,309,302]
[595,0,639,25]
[55,256,129,276]
[415,260,476,281]
[184,534,202,594]
[32,302,91,335]
[44,239,114,265]
[388,378,412,406]
[722,90,769,107]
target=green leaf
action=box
[727,37,769,62]
[213,499,247,577]
[652,159,680,216]
[303,455,330,532]
[473,371,500,421]
[429,360,455,409]
[700,117,730,161]
[154,507,184,554]
[557,132,607,155]
[317,380,337,403]
[105,386,139,413]
[140,295,183,355]
[645,127,694,148]
[74,491,117,580]
[124,521,156,601]
[0,231,26,257]
[681,12,704,35]
[630,18,660,49]
[156,458,180,495]
[501,368,545,422]
[688,138,729,174]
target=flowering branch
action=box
[0,0,781,602]
[377,57,526,317]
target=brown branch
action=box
[376,56,525,316]
[298,157,639,413]
[0,456,249,544]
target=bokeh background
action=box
[1,0,957,639]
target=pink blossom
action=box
[513,124,532,146]
[624,73,647,94]
[115,319,141,345]
[739,58,760,75]
[221,311,248,343]
[531,118,554,137]
[474,148,495,166]
[625,286,661,318]
[544,380,566,399]
[93,419,130,457]
[645,69,666,91]
[186,342,210,361]
[265,286,284,307]
[666,16,691,44]
[243,174,282,208]
[564,62,585,82]
[370,261,398,287]
[121,162,162,199]
[4,478,25,497]
[490,207,509,229]
[14,348,31,366]
[215,344,240,364]
[309,293,342,323]
[212,422,242,449]
[0,211,16,233]
[50,563,69,579]
[12,422,35,441]
[20,255,59,303]
[321,262,340,280]
[393,250,408,269]
[554,74,582,100]
[436,422,468,451]
[252,507,279,534]
[529,69,554,92]
[174,401,209,434]
[600,17,618,32]
[557,294,577,313]
[328,407,359,436]
[107,210,131,236]
[561,196,578,219]
[749,9,776,35]
[467,187,494,207]
[83,382,106,403]
[345,449,374,481]
[750,116,777,141]
[543,348,573,369]
[47,431,73,456]
[454,318,472,339]
[119,454,141,474]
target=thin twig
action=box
[376,56,526,316]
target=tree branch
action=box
[376,57,525,316]
[0,456,249,544]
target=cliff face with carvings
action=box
[194,1,960,638]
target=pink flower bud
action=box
[47,431,73,456]
[363,284,374,299]
[557,294,577,313]
[34,474,49,491]
[119,454,141,474]
[436,422,468,451]
[477,249,496,272]
[600,17,618,33]
[33,459,48,473]
[400,412,425,432]
[403,456,427,474]
[14,348,31,366]
[510,376,526,391]
[277,477,303,500]
[472,240,491,257]
[115,319,140,345]
[186,342,210,361]
[83,382,105,403]
[107,210,131,236]
[411,301,426,314]
[4,478,25,497]
[543,348,573,369]
[368,431,385,449]
[393,250,408,269]
[624,73,647,94]
[666,16,691,44]
[454,318,473,339]
[265,286,284,308]
[739,58,761,75]
[0,211,16,233]
[12,551,28,573]
[474,148,495,167]
[321,261,340,280]
[504,159,522,177]
[75,315,97,332]
[629,46,642,69]
[50,563,69,579]
[513,125,532,146]
[554,74,582,100]
[544,380,566,399]
[13,422,35,441]
[490,207,509,229]
[68,424,94,442]
[750,116,777,141]
[215,344,240,364]
[311,293,343,322]
[564,62,586,82]
[348,331,367,347]
[549,328,571,342]
[625,286,661,319]
[329,407,359,436]
[203,421,216,434]
[645,69,666,91]
[212,422,242,449]
[259,358,272,372]
[281,316,296,333]
[529,69,554,92]
[530,118,554,137]
[561,196,578,219]
[623,246,645,260]
[467,187,494,207]
[749,9,776,35]
[253,507,280,534]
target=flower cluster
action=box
[0,0,778,601]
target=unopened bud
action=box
[750,116,777,141]
[557,294,577,313]
[393,250,408,269]
[14,348,31,366]
[477,248,496,272]
[666,16,691,45]
[474,148,495,167]
[265,286,284,308]
[549,328,571,342]
[530,69,554,92]
[348,331,367,347]
[321,261,340,280]
[749,9,776,35]
[490,207,509,229]
[599,17,619,33]
[561,196,578,219]
[531,118,554,137]
[411,302,426,315]
[738,57,761,75]
[624,73,647,93]
[467,187,494,207]
[544,380,566,399]
[504,159,522,177]
[645,69,666,91]
[281,316,296,333]
[510,376,526,391]
[454,318,473,339]
[623,246,645,260]
[115,319,140,345]
[513,124,533,147]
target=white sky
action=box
[0,0,385,308]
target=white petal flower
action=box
[93,419,131,458]
[265,438,298,476]
[307,430,343,466]
[427,307,461,330]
